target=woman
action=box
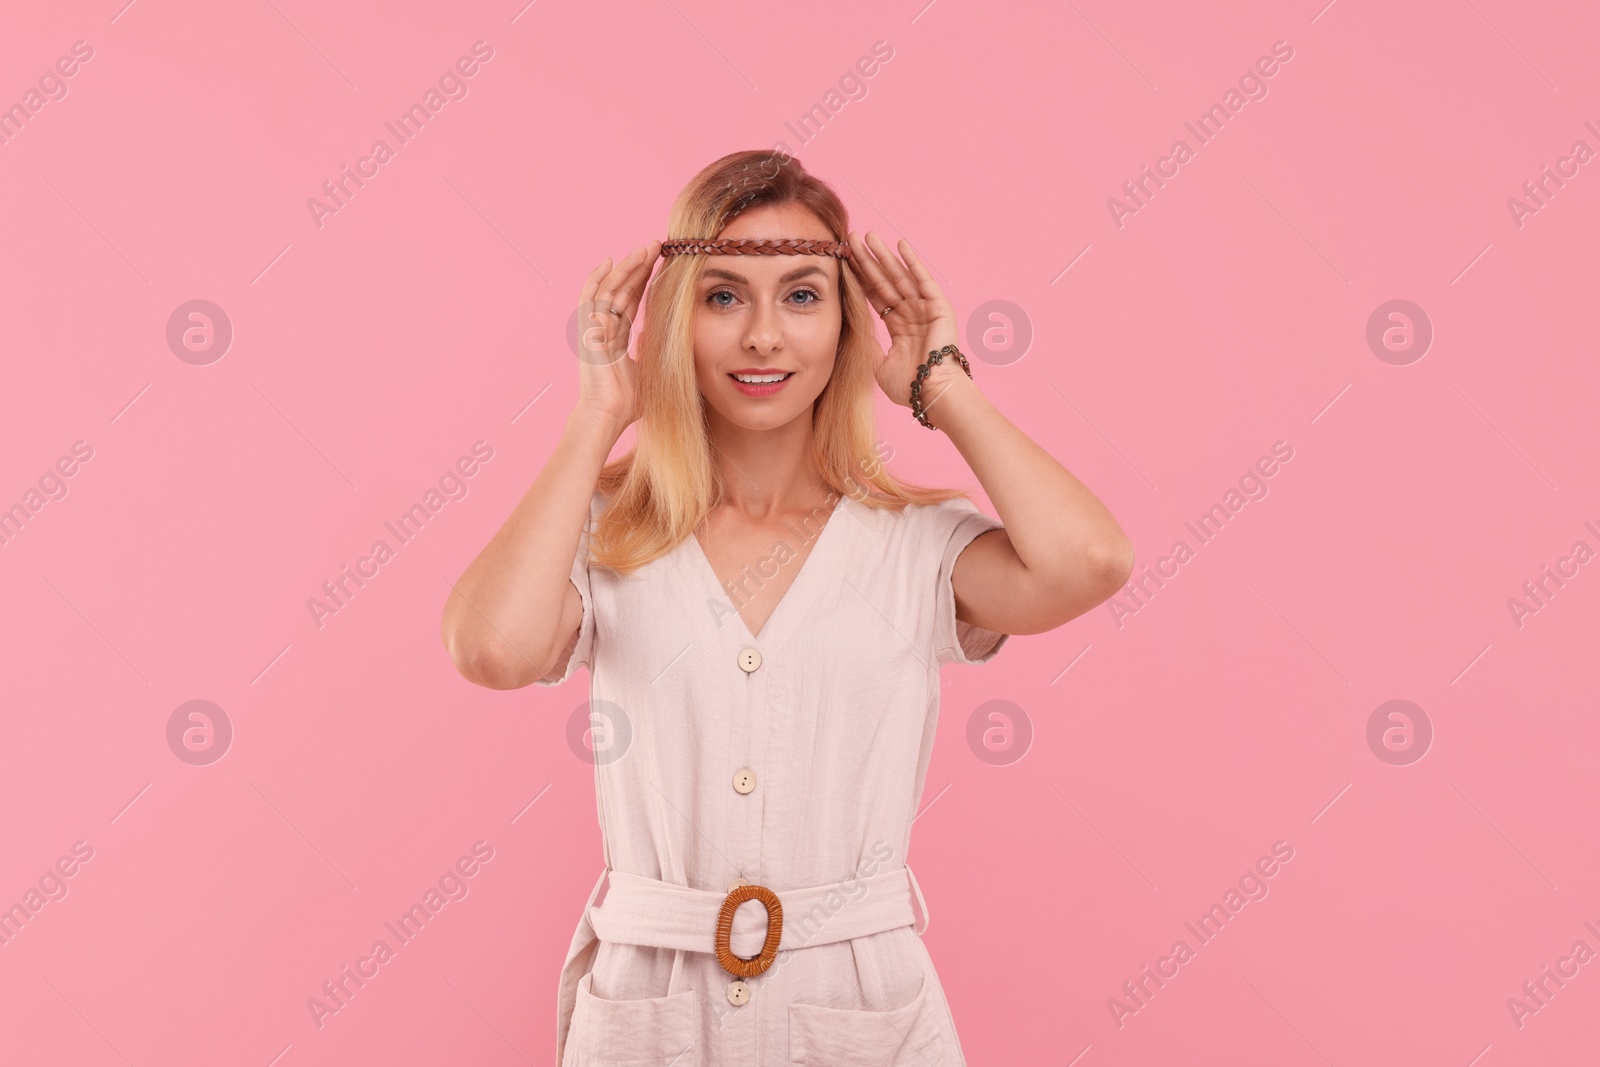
[441,150,1133,1066]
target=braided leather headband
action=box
[658,235,902,317]
[660,238,851,259]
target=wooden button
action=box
[739,648,762,673]
[732,769,757,794]
[726,980,751,1005]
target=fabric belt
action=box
[556,864,930,1065]
[588,863,930,958]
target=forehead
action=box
[718,201,829,241]
[703,204,840,286]
[699,259,837,286]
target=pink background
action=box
[3,0,1598,1063]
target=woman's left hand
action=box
[846,230,962,408]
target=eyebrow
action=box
[701,264,829,284]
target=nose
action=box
[741,298,783,355]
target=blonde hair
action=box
[589,149,967,573]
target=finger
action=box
[591,243,658,345]
[592,248,649,342]
[898,239,946,304]
[851,230,902,310]
[618,240,662,320]
[846,231,898,309]
[864,231,916,304]
[610,243,656,325]
[595,245,646,313]
[579,257,612,305]
[578,259,618,354]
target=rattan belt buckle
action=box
[714,883,783,977]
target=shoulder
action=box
[841,492,999,559]
[908,494,999,545]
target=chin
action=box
[706,393,818,430]
[713,406,807,432]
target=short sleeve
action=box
[532,491,603,687]
[930,495,1009,666]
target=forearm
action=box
[441,408,623,683]
[917,365,1133,589]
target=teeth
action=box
[733,373,790,384]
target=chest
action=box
[586,503,942,692]
[692,513,828,641]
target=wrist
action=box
[919,358,971,394]
[918,368,980,427]
[906,345,978,430]
[567,406,628,447]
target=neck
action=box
[705,409,833,520]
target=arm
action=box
[441,241,659,689]
[921,363,1133,637]
[440,411,623,689]
[845,229,1134,639]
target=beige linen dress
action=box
[537,488,1008,1066]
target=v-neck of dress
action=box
[685,494,850,644]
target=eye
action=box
[703,286,824,309]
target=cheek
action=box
[799,308,843,358]
[813,351,840,385]
[693,305,739,342]
[691,315,722,372]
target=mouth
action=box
[728,371,794,397]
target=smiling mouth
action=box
[729,372,794,384]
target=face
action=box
[692,202,843,432]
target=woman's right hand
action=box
[575,240,662,433]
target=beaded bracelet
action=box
[909,345,973,431]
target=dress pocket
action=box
[565,971,702,1066]
[787,971,945,1066]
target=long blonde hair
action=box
[589,149,967,573]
